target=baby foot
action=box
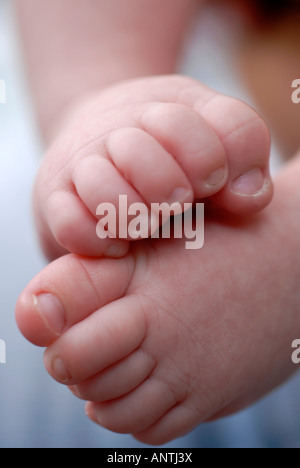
[15,198,300,445]
[34,75,273,260]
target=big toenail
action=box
[231,169,269,196]
[52,357,72,383]
[33,293,65,336]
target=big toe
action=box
[15,253,135,347]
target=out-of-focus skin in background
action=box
[229,0,300,158]
[1,0,300,447]
[206,0,300,158]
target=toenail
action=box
[52,357,72,383]
[105,242,128,258]
[85,403,101,426]
[33,293,65,336]
[166,187,193,207]
[204,166,227,189]
[231,168,269,196]
[69,385,82,398]
[85,402,96,422]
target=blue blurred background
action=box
[1,0,300,448]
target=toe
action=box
[85,378,180,435]
[44,190,130,257]
[197,95,273,215]
[140,102,229,199]
[106,127,194,212]
[70,349,155,402]
[15,253,135,347]
[43,295,148,384]
[134,404,202,446]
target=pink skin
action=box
[15,75,277,445]
[15,155,300,445]
[32,76,273,260]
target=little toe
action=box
[85,377,180,435]
[134,404,203,446]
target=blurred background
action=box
[1,0,300,448]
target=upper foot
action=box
[34,75,273,260]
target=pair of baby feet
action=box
[16,75,275,445]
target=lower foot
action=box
[16,202,299,445]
